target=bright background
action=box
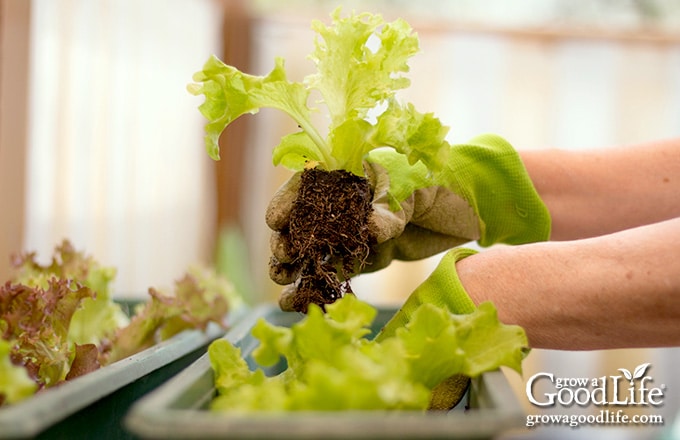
[1,1,679,438]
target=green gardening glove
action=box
[267,133,551,284]
[377,247,478,410]
[376,247,478,340]
[366,133,550,249]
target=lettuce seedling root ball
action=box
[282,167,374,312]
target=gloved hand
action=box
[266,133,551,285]
[376,247,477,410]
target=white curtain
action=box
[25,0,222,297]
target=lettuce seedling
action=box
[0,241,240,406]
[208,295,528,411]
[11,240,127,347]
[188,8,450,176]
[190,9,453,311]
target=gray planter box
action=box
[0,301,238,439]
[125,305,525,440]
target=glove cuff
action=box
[445,134,551,246]
[377,247,477,340]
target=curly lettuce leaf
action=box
[306,10,418,127]
[10,239,128,346]
[68,268,124,346]
[208,295,527,412]
[103,266,237,364]
[64,343,101,380]
[394,302,526,389]
[210,297,429,411]
[0,279,94,388]
[188,56,328,163]
[371,99,451,173]
[0,339,37,406]
[1,241,242,407]
[190,9,449,176]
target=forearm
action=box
[520,138,680,240]
[456,217,680,350]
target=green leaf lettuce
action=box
[10,239,128,346]
[103,265,238,364]
[0,279,94,389]
[1,242,242,407]
[208,295,527,412]
[0,338,38,406]
[189,9,450,176]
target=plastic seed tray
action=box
[125,305,525,440]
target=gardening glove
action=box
[365,132,550,249]
[376,247,477,411]
[267,133,550,283]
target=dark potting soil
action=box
[282,167,374,313]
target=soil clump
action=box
[283,167,374,312]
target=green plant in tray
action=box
[0,240,240,406]
[208,295,527,411]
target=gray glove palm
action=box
[266,133,551,285]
